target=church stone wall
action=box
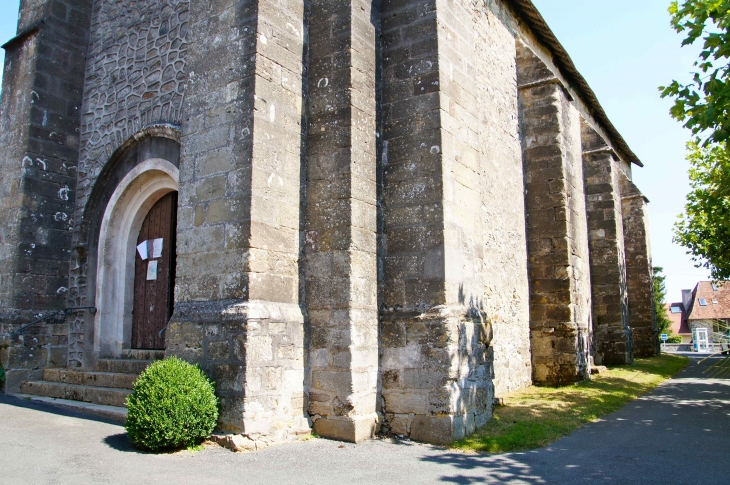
[445,0,533,398]
[0,0,93,390]
[1,0,655,445]
[75,0,189,213]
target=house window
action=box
[699,298,708,306]
[670,306,682,313]
[712,284,719,291]
[713,299,719,305]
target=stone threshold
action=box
[8,393,127,424]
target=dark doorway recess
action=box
[132,192,178,350]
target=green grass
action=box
[453,354,689,454]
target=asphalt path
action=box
[1,354,727,484]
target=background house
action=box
[665,301,691,344]
[686,282,730,336]
[666,282,730,347]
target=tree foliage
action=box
[660,1,730,144]
[653,267,673,336]
[662,1,730,278]
[673,142,730,279]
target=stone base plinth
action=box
[633,327,659,358]
[167,299,310,441]
[312,414,379,444]
[594,325,633,366]
[380,306,494,445]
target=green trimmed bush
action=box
[665,334,683,344]
[125,357,218,451]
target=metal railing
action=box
[3,306,97,338]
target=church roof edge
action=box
[507,0,644,167]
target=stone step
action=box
[43,368,138,390]
[20,380,132,407]
[95,358,154,374]
[9,393,127,424]
[119,349,166,361]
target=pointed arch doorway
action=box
[132,191,178,350]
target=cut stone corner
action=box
[312,413,380,444]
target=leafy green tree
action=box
[660,1,730,144]
[662,1,730,278]
[653,267,673,337]
[673,142,730,279]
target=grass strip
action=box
[453,354,689,454]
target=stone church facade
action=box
[0,0,657,445]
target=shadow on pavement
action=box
[419,451,548,484]
[378,437,549,483]
[0,392,120,426]
[418,356,730,484]
[642,378,730,411]
[103,432,140,453]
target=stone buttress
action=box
[581,121,633,365]
[304,0,380,442]
[620,175,657,357]
[378,0,532,444]
[0,0,93,391]
[516,40,592,384]
[166,0,310,440]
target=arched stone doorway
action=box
[93,158,179,357]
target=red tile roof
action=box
[665,302,691,335]
[687,281,730,321]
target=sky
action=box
[0,1,19,90]
[0,1,711,301]
[530,0,708,301]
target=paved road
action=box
[1,355,728,484]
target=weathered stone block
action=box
[312,415,377,444]
[383,390,428,414]
[409,415,463,446]
[207,340,230,362]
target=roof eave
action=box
[506,0,644,167]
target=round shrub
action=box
[125,357,218,451]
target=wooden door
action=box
[132,192,177,349]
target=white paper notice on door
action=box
[152,238,164,258]
[147,260,158,280]
[137,241,149,260]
